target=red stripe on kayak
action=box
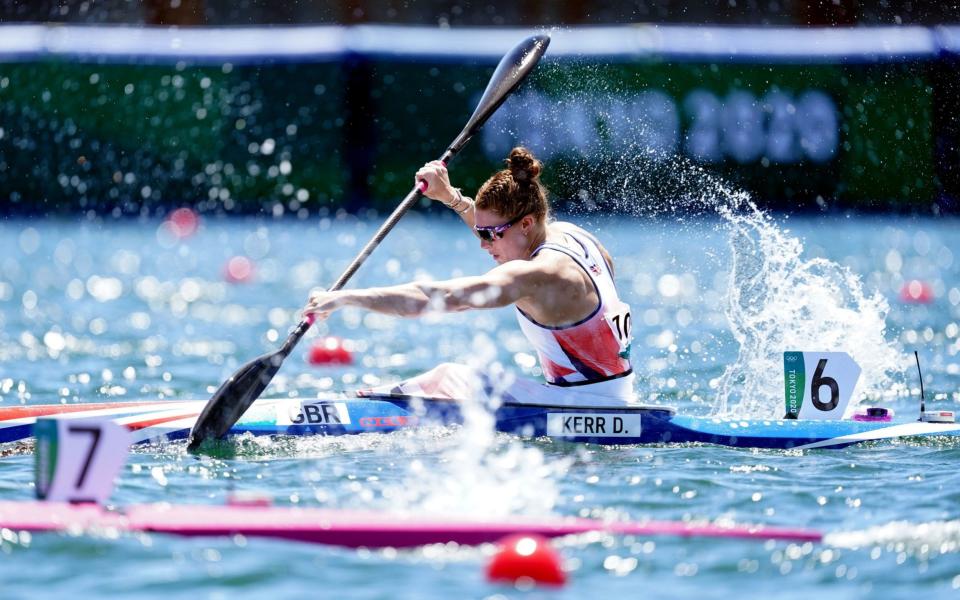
[0,401,173,422]
[123,412,201,431]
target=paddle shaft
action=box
[277,149,458,359]
[277,33,551,350]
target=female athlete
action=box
[304,147,635,406]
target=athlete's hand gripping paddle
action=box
[187,34,550,451]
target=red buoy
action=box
[167,207,199,238]
[224,256,255,283]
[899,280,933,304]
[307,337,353,366]
[485,534,566,587]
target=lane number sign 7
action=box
[34,417,131,504]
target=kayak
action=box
[2,394,959,450]
[0,500,822,547]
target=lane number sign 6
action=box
[783,351,861,421]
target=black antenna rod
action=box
[914,350,925,420]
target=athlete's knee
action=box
[425,362,472,378]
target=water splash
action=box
[489,69,904,415]
[560,151,901,418]
[392,434,569,517]
[713,191,900,417]
[382,333,572,517]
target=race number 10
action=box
[34,417,131,504]
[783,351,862,420]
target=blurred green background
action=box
[0,51,943,214]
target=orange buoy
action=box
[899,280,933,304]
[485,533,566,587]
[224,256,255,283]
[307,337,353,366]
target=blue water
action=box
[1,211,960,598]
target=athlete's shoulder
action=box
[551,221,603,245]
[549,221,615,276]
[550,220,582,234]
[489,254,558,280]
[525,248,571,275]
[481,256,560,301]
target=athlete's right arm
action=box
[304,260,549,319]
[415,161,476,228]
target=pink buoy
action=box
[899,280,932,304]
[167,207,199,238]
[485,533,566,587]
[224,256,255,283]
[223,256,254,283]
[307,337,353,366]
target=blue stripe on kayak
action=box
[226,399,960,449]
[5,397,960,449]
[0,424,33,444]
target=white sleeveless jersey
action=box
[515,223,633,387]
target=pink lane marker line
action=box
[0,501,823,547]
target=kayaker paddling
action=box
[304,147,634,406]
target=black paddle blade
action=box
[449,34,550,154]
[187,351,285,451]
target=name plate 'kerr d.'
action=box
[546,413,643,437]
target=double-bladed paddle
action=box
[187,33,551,451]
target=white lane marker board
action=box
[35,417,131,504]
[784,351,861,420]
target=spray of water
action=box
[483,61,906,415]
[580,152,900,416]
[713,192,900,416]
[548,133,902,417]
[383,332,572,517]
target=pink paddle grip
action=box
[417,159,448,193]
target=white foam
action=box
[382,333,572,517]
[713,190,900,418]
[825,520,960,553]
[555,149,900,418]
